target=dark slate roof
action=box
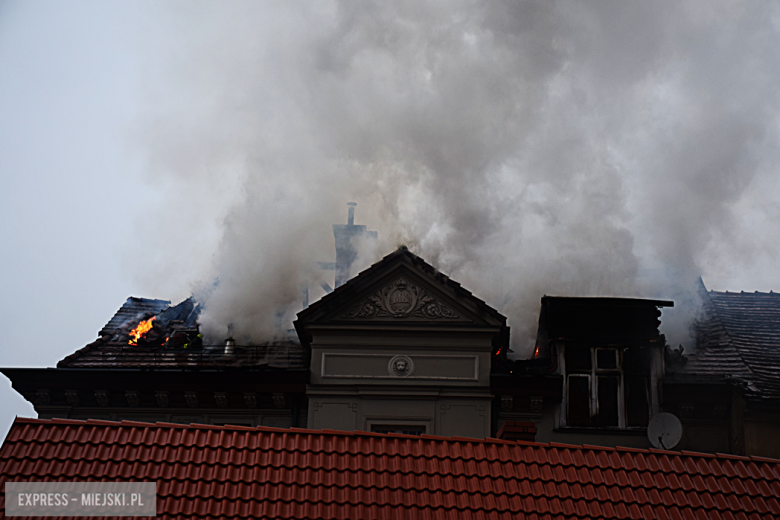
[60,296,306,370]
[98,296,171,337]
[533,296,672,358]
[3,418,780,519]
[57,340,306,369]
[683,281,780,400]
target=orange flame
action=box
[129,317,155,345]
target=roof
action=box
[2,418,779,520]
[59,296,306,370]
[56,340,307,369]
[683,281,780,401]
[533,297,672,358]
[98,296,171,337]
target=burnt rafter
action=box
[342,277,459,320]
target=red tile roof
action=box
[2,418,780,519]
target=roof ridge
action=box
[709,289,780,297]
[13,418,780,463]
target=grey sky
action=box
[2,1,780,438]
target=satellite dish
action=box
[647,413,683,450]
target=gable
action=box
[342,275,460,321]
[326,268,477,324]
[296,247,506,329]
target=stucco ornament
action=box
[94,390,109,407]
[343,277,458,319]
[214,392,228,408]
[388,355,414,377]
[155,391,169,408]
[125,390,140,407]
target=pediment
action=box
[296,247,507,329]
[340,275,464,322]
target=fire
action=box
[129,317,155,345]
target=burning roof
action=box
[57,296,306,369]
[99,296,201,347]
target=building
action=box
[493,296,672,450]
[665,281,780,458]
[3,206,780,457]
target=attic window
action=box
[564,346,649,429]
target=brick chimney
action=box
[496,421,537,442]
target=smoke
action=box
[132,1,780,353]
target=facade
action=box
[296,245,507,438]
[493,296,672,450]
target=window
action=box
[564,346,650,429]
[371,425,425,435]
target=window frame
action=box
[561,345,639,430]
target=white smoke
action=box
[131,1,780,353]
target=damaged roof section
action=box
[59,296,306,370]
[682,281,780,401]
[98,296,171,337]
[533,296,673,358]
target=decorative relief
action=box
[34,390,50,406]
[155,391,169,408]
[94,390,109,407]
[244,393,257,408]
[388,355,414,377]
[343,277,458,320]
[214,392,228,408]
[501,395,514,412]
[529,396,544,414]
[125,390,140,407]
[65,390,79,407]
[272,393,286,409]
[679,402,694,420]
[185,392,199,408]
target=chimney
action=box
[332,203,377,287]
[224,337,235,356]
[496,421,537,442]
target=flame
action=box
[533,345,540,357]
[129,317,155,345]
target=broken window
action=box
[564,346,651,429]
[567,375,590,426]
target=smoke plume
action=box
[133,1,780,354]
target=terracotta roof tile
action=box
[2,418,780,519]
